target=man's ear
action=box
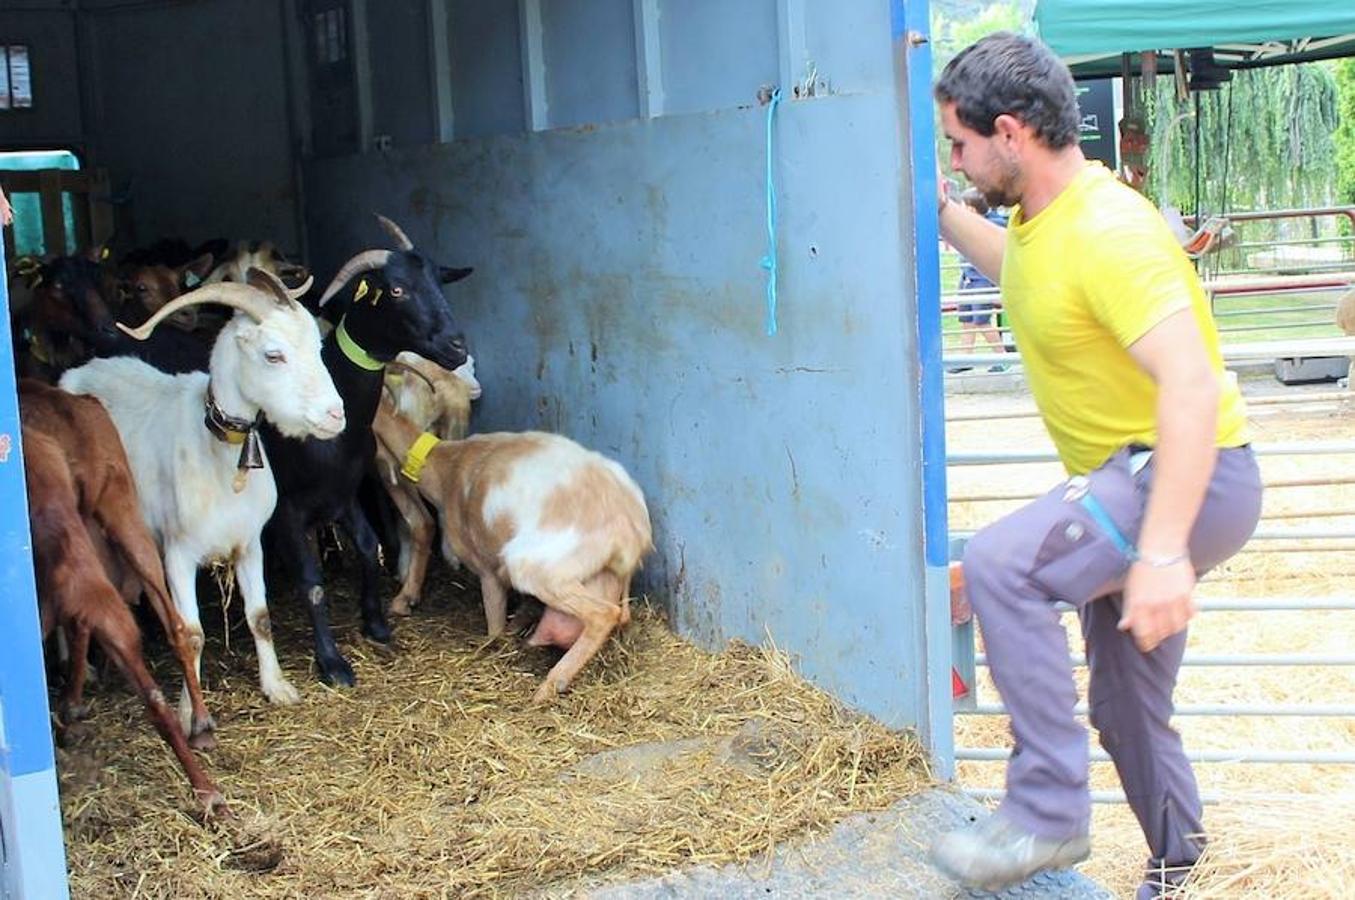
[992,113,1025,146]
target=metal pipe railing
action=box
[1182,206,1355,228]
[963,702,1355,718]
[947,441,1355,466]
[974,652,1355,668]
[957,746,1355,764]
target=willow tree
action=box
[1336,57,1355,233]
[1144,63,1340,230]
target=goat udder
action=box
[527,607,584,650]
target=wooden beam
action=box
[0,170,95,193]
[88,169,113,250]
[38,171,66,257]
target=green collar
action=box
[336,318,384,371]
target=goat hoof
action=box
[362,620,393,644]
[189,728,218,751]
[316,657,356,688]
[264,679,304,706]
[389,597,415,617]
[57,720,90,746]
[61,701,90,722]
[200,791,230,820]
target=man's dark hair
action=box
[934,32,1080,149]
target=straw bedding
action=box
[57,569,930,899]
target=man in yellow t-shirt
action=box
[928,33,1262,898]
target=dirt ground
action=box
[947,375,1355,897]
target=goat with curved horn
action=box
[376,214,415,251]
[117,283,279,342]
[317,250,393,307]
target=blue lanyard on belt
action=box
[1078,492,1138,561]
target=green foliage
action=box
[931,3,1025,78]
[1144,64,1341,220]
[1335,57,1355,233]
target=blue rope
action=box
[760,87,783,336]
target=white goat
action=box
[60,270,346,721]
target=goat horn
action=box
[317,249,392,307]
[245,266,313,307]
[375,214,415,251]
[116,283,273,341]
[383,358,439,395]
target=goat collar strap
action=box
[400,432,440,483]
[204,384,264,486]
[336,317,384,372]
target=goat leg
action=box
[339,500,392,644]
[98,504,217,748]
[274,505,355,687]
[384,482,433,616]
[59,624,93,723]
[524,573,626,703]
[93,604,227,816]
[237,539,303,704]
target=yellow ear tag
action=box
[101,247,111,260]
[370,288,383,305]
[354,279,370,302]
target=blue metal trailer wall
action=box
[304,0,949,754]
[0,256,70,897]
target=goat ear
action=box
[85,242,111,264]
[439,266,473,285]
[276,262,312,291]
[181,253,216,288]
[245,266,297,308]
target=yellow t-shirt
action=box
[1001,162,1249,475]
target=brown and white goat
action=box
[18,379,217,748]
[372,398,651,702]
[376,352,480,615]
[205,240,310,290]
[21,426,225,814]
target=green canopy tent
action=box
[1033,0,1355,80]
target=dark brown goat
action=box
[21,426,225,814]
[18,379,217,749]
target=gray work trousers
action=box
[962,445,1262,886]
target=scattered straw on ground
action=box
[59,572,930,899]
[948,374,1355,898]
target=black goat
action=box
[11,250,213,378]
[261,214,471,686]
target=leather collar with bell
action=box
[204,384,264,472]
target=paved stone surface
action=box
[545,788,1112,900]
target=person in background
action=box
[948,187,1008,372]
[930,31,1261,897]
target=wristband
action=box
[1136,551,1189,568]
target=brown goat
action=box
[373,397,651,702]
[117,253,215,330]
[18,379,217,748]
[21,426,225,814]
